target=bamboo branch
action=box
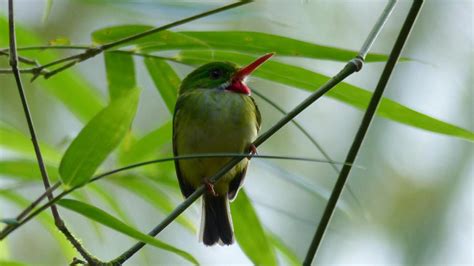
[0,50,39,66]
[6,1,102,264]
[7,0,60,232]
[303,1,424,264]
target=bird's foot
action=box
[203,178,218,196]
[248,143,257,160]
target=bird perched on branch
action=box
[173,53,274,245]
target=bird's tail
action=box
[200,194,234,246]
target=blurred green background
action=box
[0,0,472,265]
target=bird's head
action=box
[179,53,274,95]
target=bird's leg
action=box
[203,178,218,196]
[248,143,257,160]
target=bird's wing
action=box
[228,96,262,201]
[173,95,196,198]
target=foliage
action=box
[0,1,471,265]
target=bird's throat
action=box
[226,80,251,95]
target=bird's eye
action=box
[209,69,223,80]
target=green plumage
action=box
[172,61,262,246]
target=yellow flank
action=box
[174,89,259,196]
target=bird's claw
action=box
[248,143,257,160]
[203,178,218,196]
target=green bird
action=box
[173,53,274,246]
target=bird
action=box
[172,53,274,246]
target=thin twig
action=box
[7,0,60,228]
[358,0,398,60]
[15,182,61,221]
[303,1,424,264]
[0,50,39,66]
[6,1,101,264]
[0,67,49,75]
[0,44,92,52]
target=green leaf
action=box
[144,58,179,113]
[92,26,213,51]
[57,199,198,264]
[0,191,76,258]
[0,124,62,164]
[231,190,277,265]
[179,31,391,62]
[41,0,54,24]
[59,89,140,188]
[119,121,172,165]
[267,231,300,266]
[104,52,136,100]
[0,260,28,266]
[0,17,104,122]
[0,159,59,181]
[88,183,134,225]
[176,51,474,141]
[91,25,391,62]
[112,176,196,233]
[256,161,352,217]
[0,218,19,225]
[69,190,105,240]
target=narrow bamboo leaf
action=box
[256,161,353,217]
[0,17,104,122]
[59,89,140,188]
[176,51,474,141]
[119,121,172,165]
[144,58,179,113]
[0,260,28,266]
[0,218,19,225]
[231,190,277,265]
[69,190,105,240]
[0,241,7,260]
[0,191,76,258]
[92,25,210,50]
[88,183,133,225]
[104,52,136,100]
[0,124,62,164]
[0,160,59,181]
[41,0,53,24]
[91,25,391,62]
[113,177,196,233]
[179,31,391,62]
[267,231,300,266]
[57,199,198,265]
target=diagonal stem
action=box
[7,0,60,229]
[303,1,424,264]
[6,1,101,264]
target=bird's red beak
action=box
[227,53,274,95]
